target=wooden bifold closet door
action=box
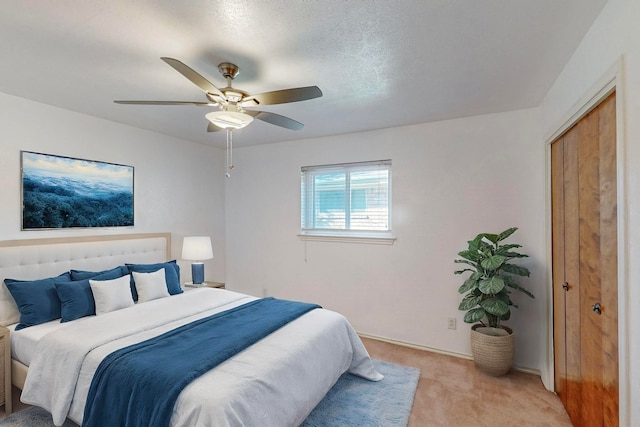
[551,91,618,427]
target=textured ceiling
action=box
[0,1,607,148]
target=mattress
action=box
[9,319,65,366]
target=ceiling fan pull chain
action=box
[229,129,234,170]
[225,129,235,177]
[224,129,231,178]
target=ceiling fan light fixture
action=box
[205,110,254,130]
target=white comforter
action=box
[21,289,382,426]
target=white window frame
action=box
[299,160,396,244]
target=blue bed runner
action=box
[82,297,321,427]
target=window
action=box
[300,160,394,243]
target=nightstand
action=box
[183,281,225,289]
[0,326,11,415]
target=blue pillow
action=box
[5,272,72,330]
[126,261,182,300]
[56,268,129,322]
[70,266,129,281]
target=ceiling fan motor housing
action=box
[218,62,239,80]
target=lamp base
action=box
[191,263,205,285]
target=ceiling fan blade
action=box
[160,57,225,98]
[245,110,304,130]
[207,122,223,132]
[243,86,322,106]
[114,100,216,106]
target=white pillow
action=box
[132,269,170,303]
[0,283,20,326]
[90,275,134,315]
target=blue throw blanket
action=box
[82,297,321,427]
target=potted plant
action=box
[454,227,534,376]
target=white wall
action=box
[539,0,640,423]
[225,108,547,371]
[0,92,226,282]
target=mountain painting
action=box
[21,151,134,229]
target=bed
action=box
[0,233,382,426]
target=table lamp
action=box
[181,236,214,285]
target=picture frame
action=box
[21,151,134,229]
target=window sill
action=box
[297,231,396,245]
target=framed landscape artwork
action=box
[21,151,134,229]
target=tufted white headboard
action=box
[0,233,171,326]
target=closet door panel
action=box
[563,126,582,426]
[577,108,604,426]
[598,93,618,427]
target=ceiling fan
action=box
[114,57,323,133]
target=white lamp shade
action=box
[182,236,214,261]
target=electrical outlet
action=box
[448,317,457,330]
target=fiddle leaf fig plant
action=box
[454,227,534,328]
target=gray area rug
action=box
[301,359,420,427]
[0,408,78,427]
[0,359,419,426]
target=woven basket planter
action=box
[470,324,514,376]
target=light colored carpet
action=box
[0,359,419,427]
[361,337,573,427]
